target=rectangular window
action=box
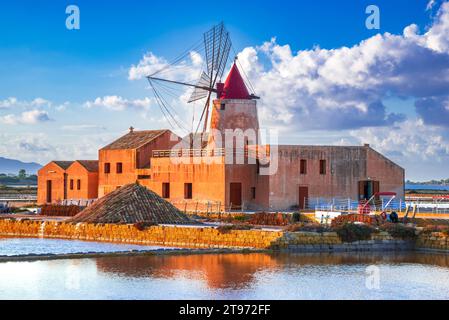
[300,159,307,174]
[104,163,111,174]
[137,175,151,180]
[220,103,226,110]
[116,162,123,174]
[251,187,256,199]
[319,160,327,175]
[184,183,192,199]
[70,179,74,190]
[162,183,170,199]
[77,179,81,190]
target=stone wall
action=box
[272,231,414,252]
[0,219,417,252]
[416,232,449,252]
[0,220,282,249]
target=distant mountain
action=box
[406,179,449,186]
[0,157,42,174]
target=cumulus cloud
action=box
[83,96,152,111]
[347,119,449,161]
[128,51,203,82]
[0,132,116,165]
[0,97,52,109]
[234,3,449,131]
[0,109,52,125]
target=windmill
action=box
[146,23,257,147]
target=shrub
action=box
[233,214,250,222]
[379,223,417,239]
[248,212,290,226]
[285,223,330,233]
[291,212,301,223]
[217,224,252,234]
[40,204,81,217]
[331,214,383,228]
[333,223,377,243]
[133,221,157,231]
[421,225,449,236]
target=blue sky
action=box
[1,0,449,180]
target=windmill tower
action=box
[208,61,260,150]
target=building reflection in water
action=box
[95,252,449,290]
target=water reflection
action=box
[96,252,449,290]
[1,252,449,299]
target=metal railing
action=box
[152,146,270,159]
[153,148,225,158]
[59,199,97,207]
[302,196,449,214]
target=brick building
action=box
[38,63,405,211]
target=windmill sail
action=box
[188,23,232,104]
[146,23,233,135]
[188,71,211,103]
[204,22,232,84]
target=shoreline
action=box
[0,247,266,263]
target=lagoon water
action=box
[0,251,449,299]
[405,184,449,191]
[0,238,176,256]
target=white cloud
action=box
[83,95,152,111]
[347,119,449,161]
[0,97,18,109]
[128,51,203,83]
[0,132,116,165]
[0,109,52,125]
[233,2,449,131]
[427,0,437,11]
[0,97,52,109]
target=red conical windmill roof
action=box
[220,62,250,99]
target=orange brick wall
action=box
[145,156,226,210]
[66,162,98,200]
[98,149,137,197]
[37,162,67,205]
[98,131,180,197]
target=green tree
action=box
[18,169,26,179]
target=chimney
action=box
[129,126,134,133]
[364,143,370,148]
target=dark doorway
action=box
[298,186,308,209]
[184,183,193,199]
[46,180,52,203]
[230,183,242,210]
[162,183,170,199]
[358,180,380,200]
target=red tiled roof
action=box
[76,160,99,172]
[53,161,74,170]
[101,130,168,150]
